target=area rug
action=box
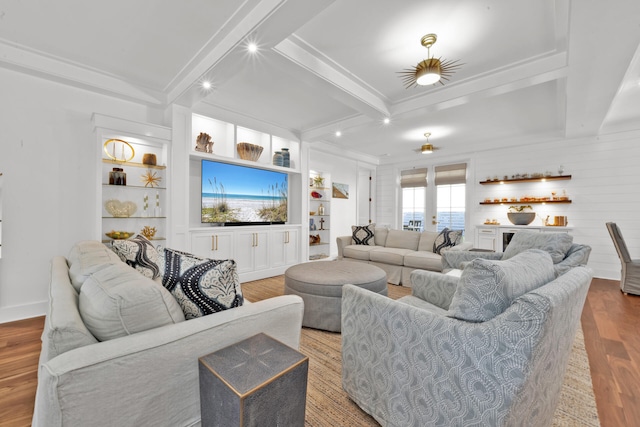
[243,278,600,426]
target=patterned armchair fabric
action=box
[441,231,591,277]
[341,265,593,427]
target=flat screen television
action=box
[201,159,288,225]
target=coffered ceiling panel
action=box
[0,0,639,162]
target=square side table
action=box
[199,333,308,427]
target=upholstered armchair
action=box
[606,222,640,295]
[442,230,591,277]
[341,250,593,427]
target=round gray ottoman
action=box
[284,261,387,332]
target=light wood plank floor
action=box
[0,277,638,426]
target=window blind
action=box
[434,163,467,185]
[400,168,428,188]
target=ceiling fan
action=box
[413,132,440,154]
[398,33,462,88]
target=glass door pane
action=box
[402,187,425,231]
[436,183,466,235]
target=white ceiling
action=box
[1,0,639,163]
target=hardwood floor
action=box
[0,277,638,426]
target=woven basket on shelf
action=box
[236,142,263,161]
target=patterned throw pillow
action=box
[433,228,462,254]
[447,249,555,322]
[351,224,376,245]
[160,248,243,319]
[111,235,161,280]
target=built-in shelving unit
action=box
[93,114,171,246]
[186,112,303,282]
[308,171,330,261]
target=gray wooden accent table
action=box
[199,333,308,426]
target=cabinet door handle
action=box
[211,235,215,251]
[285,231,289,244]
[255,233,259,247]
[215,235,218,251]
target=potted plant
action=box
[507,205,536,225]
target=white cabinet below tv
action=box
[189,225,302,282]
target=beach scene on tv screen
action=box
[202,160,288,223]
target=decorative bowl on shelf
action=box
[507,212,536,225]
[236,142,263,161]
[105,231,134,240]
[105,199,137,217]
[309,211,316,216]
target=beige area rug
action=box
[243,278,600,427]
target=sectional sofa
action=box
[33,240,304,426]
[337,227,472,286]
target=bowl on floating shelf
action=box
[507,212,536,225]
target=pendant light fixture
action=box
[398,34,462,89]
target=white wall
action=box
[376,132,640,280]
[0,68,155,322]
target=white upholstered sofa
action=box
[337,227,472,286]
[33,241,304,427]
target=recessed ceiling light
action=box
[383,117,390,125]
[335,131,342,137]
[248,43,258,53]
[202,81,212,90]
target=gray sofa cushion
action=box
[343,245,379,261]
[385,229,420,250]
[374,227,389,246]
[403,251,442,270]
[417,231,439,252]
[43,257,99,361]
[447,249,555,322]
[68,240,123,292]
[503,231,573,264]
[369,247,414,266]
[79,262,185,341]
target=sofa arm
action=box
[336,235,352,258]
[33,295,304,427]
[554,244,592,277]
[441,250,503,270]
[409,269,459,310]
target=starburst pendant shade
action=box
[415,58,442,85]
[398,33,462,89]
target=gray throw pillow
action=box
[351,224,376,245]
[160,248,244,319]
[447,249,555,322]
[503,231,573,263]
[79,262,185,341]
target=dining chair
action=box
[606,222,640,295]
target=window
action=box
[400,168,427,231]
[435,164,466,234]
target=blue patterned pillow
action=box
[352,224,375,245]
[433,228,462,254]
[160,248,243,319]
[447,249,554,322]
[111,235,161,280]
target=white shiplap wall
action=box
[376,132,640,280]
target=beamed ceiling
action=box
[1,0,639,163]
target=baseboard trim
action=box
[0,301,47,324]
